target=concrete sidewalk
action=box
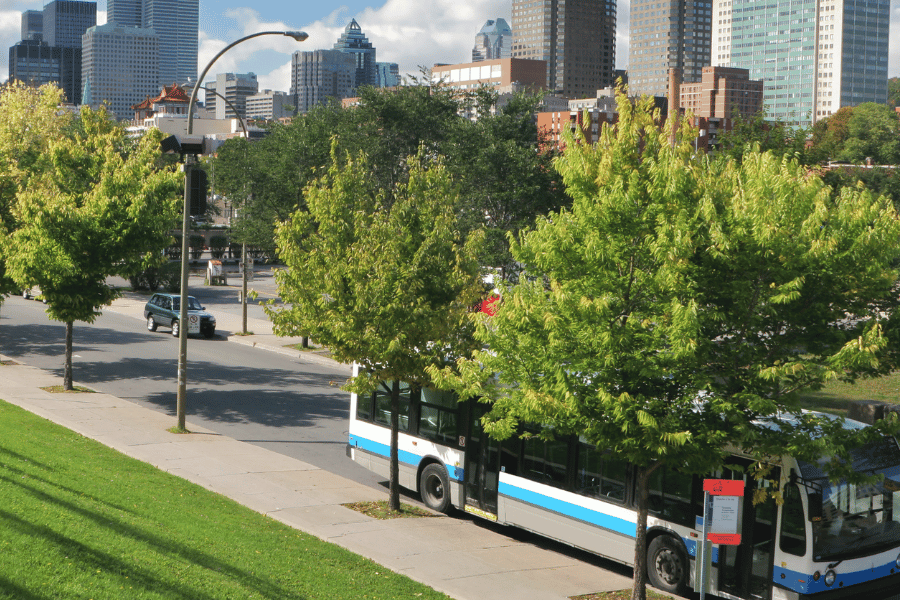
[0,277,638,600]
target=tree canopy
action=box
[211,83,566,278]
[267,147,485,510]
[430,90,900,600]
[3,87,181,388]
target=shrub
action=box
[210,235,228,259]
[189,234,205,260]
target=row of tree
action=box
[0,82,181,388]
[229,86,900,600]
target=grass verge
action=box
[0,400,451,600]
[795,371,900,416]
[40,385,95,393]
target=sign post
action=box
[698,479,745,600]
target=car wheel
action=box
[647,536,688,595]
[171,319,179,337]
[147,315,158,332]
[419,463,452,513]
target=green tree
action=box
[717,108,809,163]
[430,91,900,600]
[0,83,70,299]
[267,148,484,511]
[808,106,853,163]
[4,106,181,389]
[838,102,900,164]
[888,77,900,108]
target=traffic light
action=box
[189,168,208,216]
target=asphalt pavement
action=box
[0,267,640,600]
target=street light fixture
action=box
[175,30,308,431]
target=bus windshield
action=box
[799,437,900,561]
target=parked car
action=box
[22,287,47,303]
[144,293,216,338]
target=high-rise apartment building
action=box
[511,0,616,99]
[628,0,712,98]
[712,0,889,125]
[472,18,512,62]
[107,0,198,85]
[290,49,356,113]
[206,73,259,120]
[81,23,160,119]
[22,10,44,41]
[333,19,377,89]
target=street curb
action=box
[223,334,341,368]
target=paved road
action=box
[0,291,384,491]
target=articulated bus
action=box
[347,371,900,600]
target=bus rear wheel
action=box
[647,535,688,595]
[419,463,451,513]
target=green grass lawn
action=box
[0,400,450,600]
[795,371,900,417]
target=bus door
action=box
[464,404,500,518]
[717,466,779,600]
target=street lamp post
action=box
[175,30,307,431]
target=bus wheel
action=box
[647,536,688,595]
[419,463,451,513]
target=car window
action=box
[188,297,202,310]
[150,295,160,307]
[171,298,178,311]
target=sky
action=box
[1,0,899,97]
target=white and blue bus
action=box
[347,372,900,600]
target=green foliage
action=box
[189,234,205,260]
[4,106,180,323]
[0,83,69,298]
[429,88,900,599]
[210,83,566,276]
[888,77,900,108]
[717,109,810,163]
[129,260,180,292]
[209,235,228,258]
[268,147,484,390]
[838,103,900,164]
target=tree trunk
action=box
[64,321,74,391]
[389,380,401,512]
[631,464,656,600]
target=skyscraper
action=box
[21,10,44,41]
[333,19,377,89]
[81,23,160,119]
[627,0,712,98]
[290,49,356,113]
[37,0,95,105]
[511,0,616,99]
[106,0,142,28]
[472,19,512,62]
[107,0,198,85]
[206,73,259,120]
[712,0,889,125]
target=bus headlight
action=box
[824,570,836,587]
[896,553,900,569]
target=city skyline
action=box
[2,0,898,103]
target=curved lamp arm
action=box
[188,30,308,136]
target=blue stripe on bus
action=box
[498,480,636,537]
[348,435,464,482]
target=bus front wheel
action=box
[647,535,688,595]
[419,463,451,513]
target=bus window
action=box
[648,466,694,528]
[418,388,460,446]
[523,436,568,488]
[356,389,373,421]
[373,381,412,432]
[575,444,626,503]
[779,484,807,556]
